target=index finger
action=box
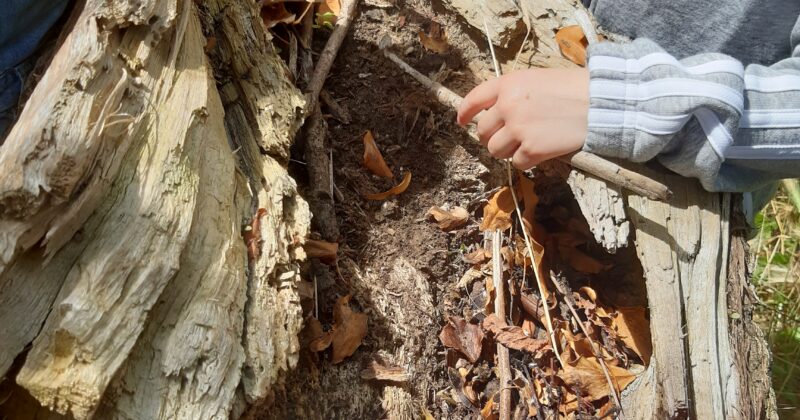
[457,78,501,126]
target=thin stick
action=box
[304,0,359,116]
[314,275,319,319]
[482,16,501,78]
[551,277,622,409]
[380,51,673,201]
[492,230,512,420]
[506,167,563,366]
[482,21,562,367]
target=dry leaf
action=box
[480,187,515,231]
[320,0,341,16]
[558,245,609,274]
[331,295,368,363]
[362,130,394,178]
[482,314,550,354]
[364,171,412,200]
[613,307,652,364]
[560,356,636,401]
[419,22,449,53]
[439,316,484,363]
[520,293,546,322]
[243,208,267,261]
[480,395,497,419]
[457,267,484,288]
[463,249,488,265]
[360,360,409,383]
[307,317,333,352]
[204,36,217,53]
[261,2,296,28]
[304,239,338,264]
[316,0,341,26]
[484,276,496,315]
[555,25,588,66]
[428,206,469,231]
[463,381,479,405]
[558,387,582,415]
[517,174,538,225]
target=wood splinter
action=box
[379,43,673,202]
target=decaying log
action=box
[618,170,777,419]
[0,0,309,418]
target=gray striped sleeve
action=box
[582,16,800,193]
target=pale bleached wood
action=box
[622,171,775,418]
[196,0,310,405]
[0,0,178,273]
[1,0,310,418]
[14,3,221,416]
[624,179,693,417]
[566,169,630,253]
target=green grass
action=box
[751,180,800,418]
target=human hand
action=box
[456,68,590,169]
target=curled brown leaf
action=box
[362,130,394,178]
[439,316,484,363]
[428,206,470,231]
[364,171,412,200]
[482,314,551,354]
[613,307,652,364]
[307,316,334,352]
[419,22,449,53]
[331,295,369,364]
[560,356,637,401]
[555,25,588,66]
[304,239,338,265]
[480,187,515,232]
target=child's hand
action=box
[457,68,590,169]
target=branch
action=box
[491,230,512,420]
[304,0,359,117]
[381,49,673,202]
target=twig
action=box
[551,276,622,410]
[483,23,513,419]
[491,230,512,420]
[560,152,672,201]
[304,0,360,117]
[379,50,673,201]
[506,167,563,367]
[481,22,563,368]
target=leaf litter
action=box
[437,171,651,418]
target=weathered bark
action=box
[0,0,309,418]
[610,168,777,419]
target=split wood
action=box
[304,0,359,117]
[491,230,512,420]
[382,50,673,202]
[300,0,359,242]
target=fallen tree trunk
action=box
[0,0,309,418]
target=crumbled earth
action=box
[250,1,649,418]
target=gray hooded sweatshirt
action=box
[583,0,800,210]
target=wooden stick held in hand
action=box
[379,40,673,201]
